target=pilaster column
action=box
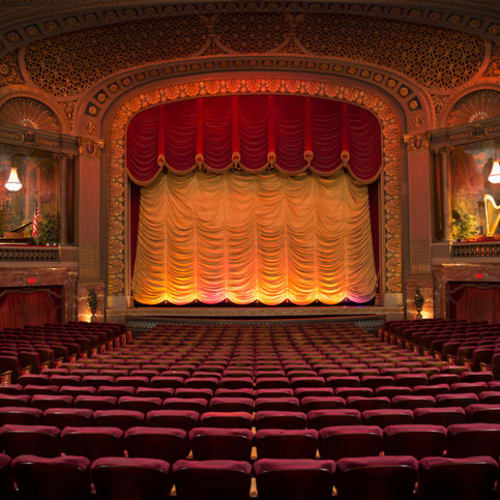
[57,154,71,245]
[403,132,434,319]
[439,146,452,242]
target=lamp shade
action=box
[5,166,22,192]
[488,160,500,184]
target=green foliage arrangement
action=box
[451,205,478,241]
[37,212,59,244]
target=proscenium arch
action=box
[105,74,404,310]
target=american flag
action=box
[32,203,39,239]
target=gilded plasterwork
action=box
[0,50,24,87]
[22,12,485,97]
[485,43,500,77]
[447,89,500,127]
[0,97,60,132]
[107,78,402,298]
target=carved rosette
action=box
[108,77,402,297]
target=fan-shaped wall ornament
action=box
[447,90,500,127]
[0,97,61,133]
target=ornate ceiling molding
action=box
[105,75,403,302]
[73,55,430,127]
[1,1,498,59]
[15,9,488,98]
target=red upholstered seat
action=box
[0,453,12,499]
[146,409,199,430]
[0,424,60,457]
[0,395,31,407]
[117,396,162,413]
[336,456,418,500]
[466,403,500,423]
[254,458,335,500]
[392,395,436,409]
[74,395,117,411]
[307,409,361,429]
[447,423,500,458]
[0,407,43,425]
[13,455,91,500]
[92,457,172,500]
[383,424,447,459]
[346,395,391,411]
[256,429,318,459]
[61,426,123,461]
[362,409,413,428]
[254,411,307,430]
[23,384,59,396]
[209,397,254,413]
[319,425,383,460]
[175,387,212,400]
[435,392,479,408]
[97,385,135,398]
[413,407,466,426]
[162,397,208,412]
[255,397,300,412]
[125,426,189,462]
[93,409,145,430]
[300,396,345,412]
[43,408,93,428]
[200,411,252,429]
[173,459,252,500]
[189,427,253,460]
[418,456,498,500]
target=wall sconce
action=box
[488,159,500,184]
[4,166,22,192]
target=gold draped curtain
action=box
[132,169,377,305]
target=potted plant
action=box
[451,206,478,241]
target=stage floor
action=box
[111,304,404,333]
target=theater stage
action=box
[120,304,404,334]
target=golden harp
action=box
[484,194,500,236]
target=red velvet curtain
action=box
[127,95,382,300]
[126,95,382,183]
[0,287,62,329]
[447,282,500,323]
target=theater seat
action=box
[92,457,172,500]
[335,456,418,500]
[43,408,93,428]
[255,429,318,459]
[254,458,336,500]
[0,407,43,426]
[12,455,91,500]
[307,409,361,429]
[418,456,498,500]
[146,409,199,430]
[125,426,188,462]
[362,409,413,428]
[200,411,252,429]
[319,425,383,460]
[254,411,307,430]
[173,459,251,500]
[93,410,145,430]
[447,423,500,458]
[61,426,124,461]
[413,407,466,426]
[383,424,447,459]
[0,454,12,499]
[189,427,253,460]
[0,424,60,457]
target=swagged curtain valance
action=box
[128,95,381,306]
[126,95,382,183]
